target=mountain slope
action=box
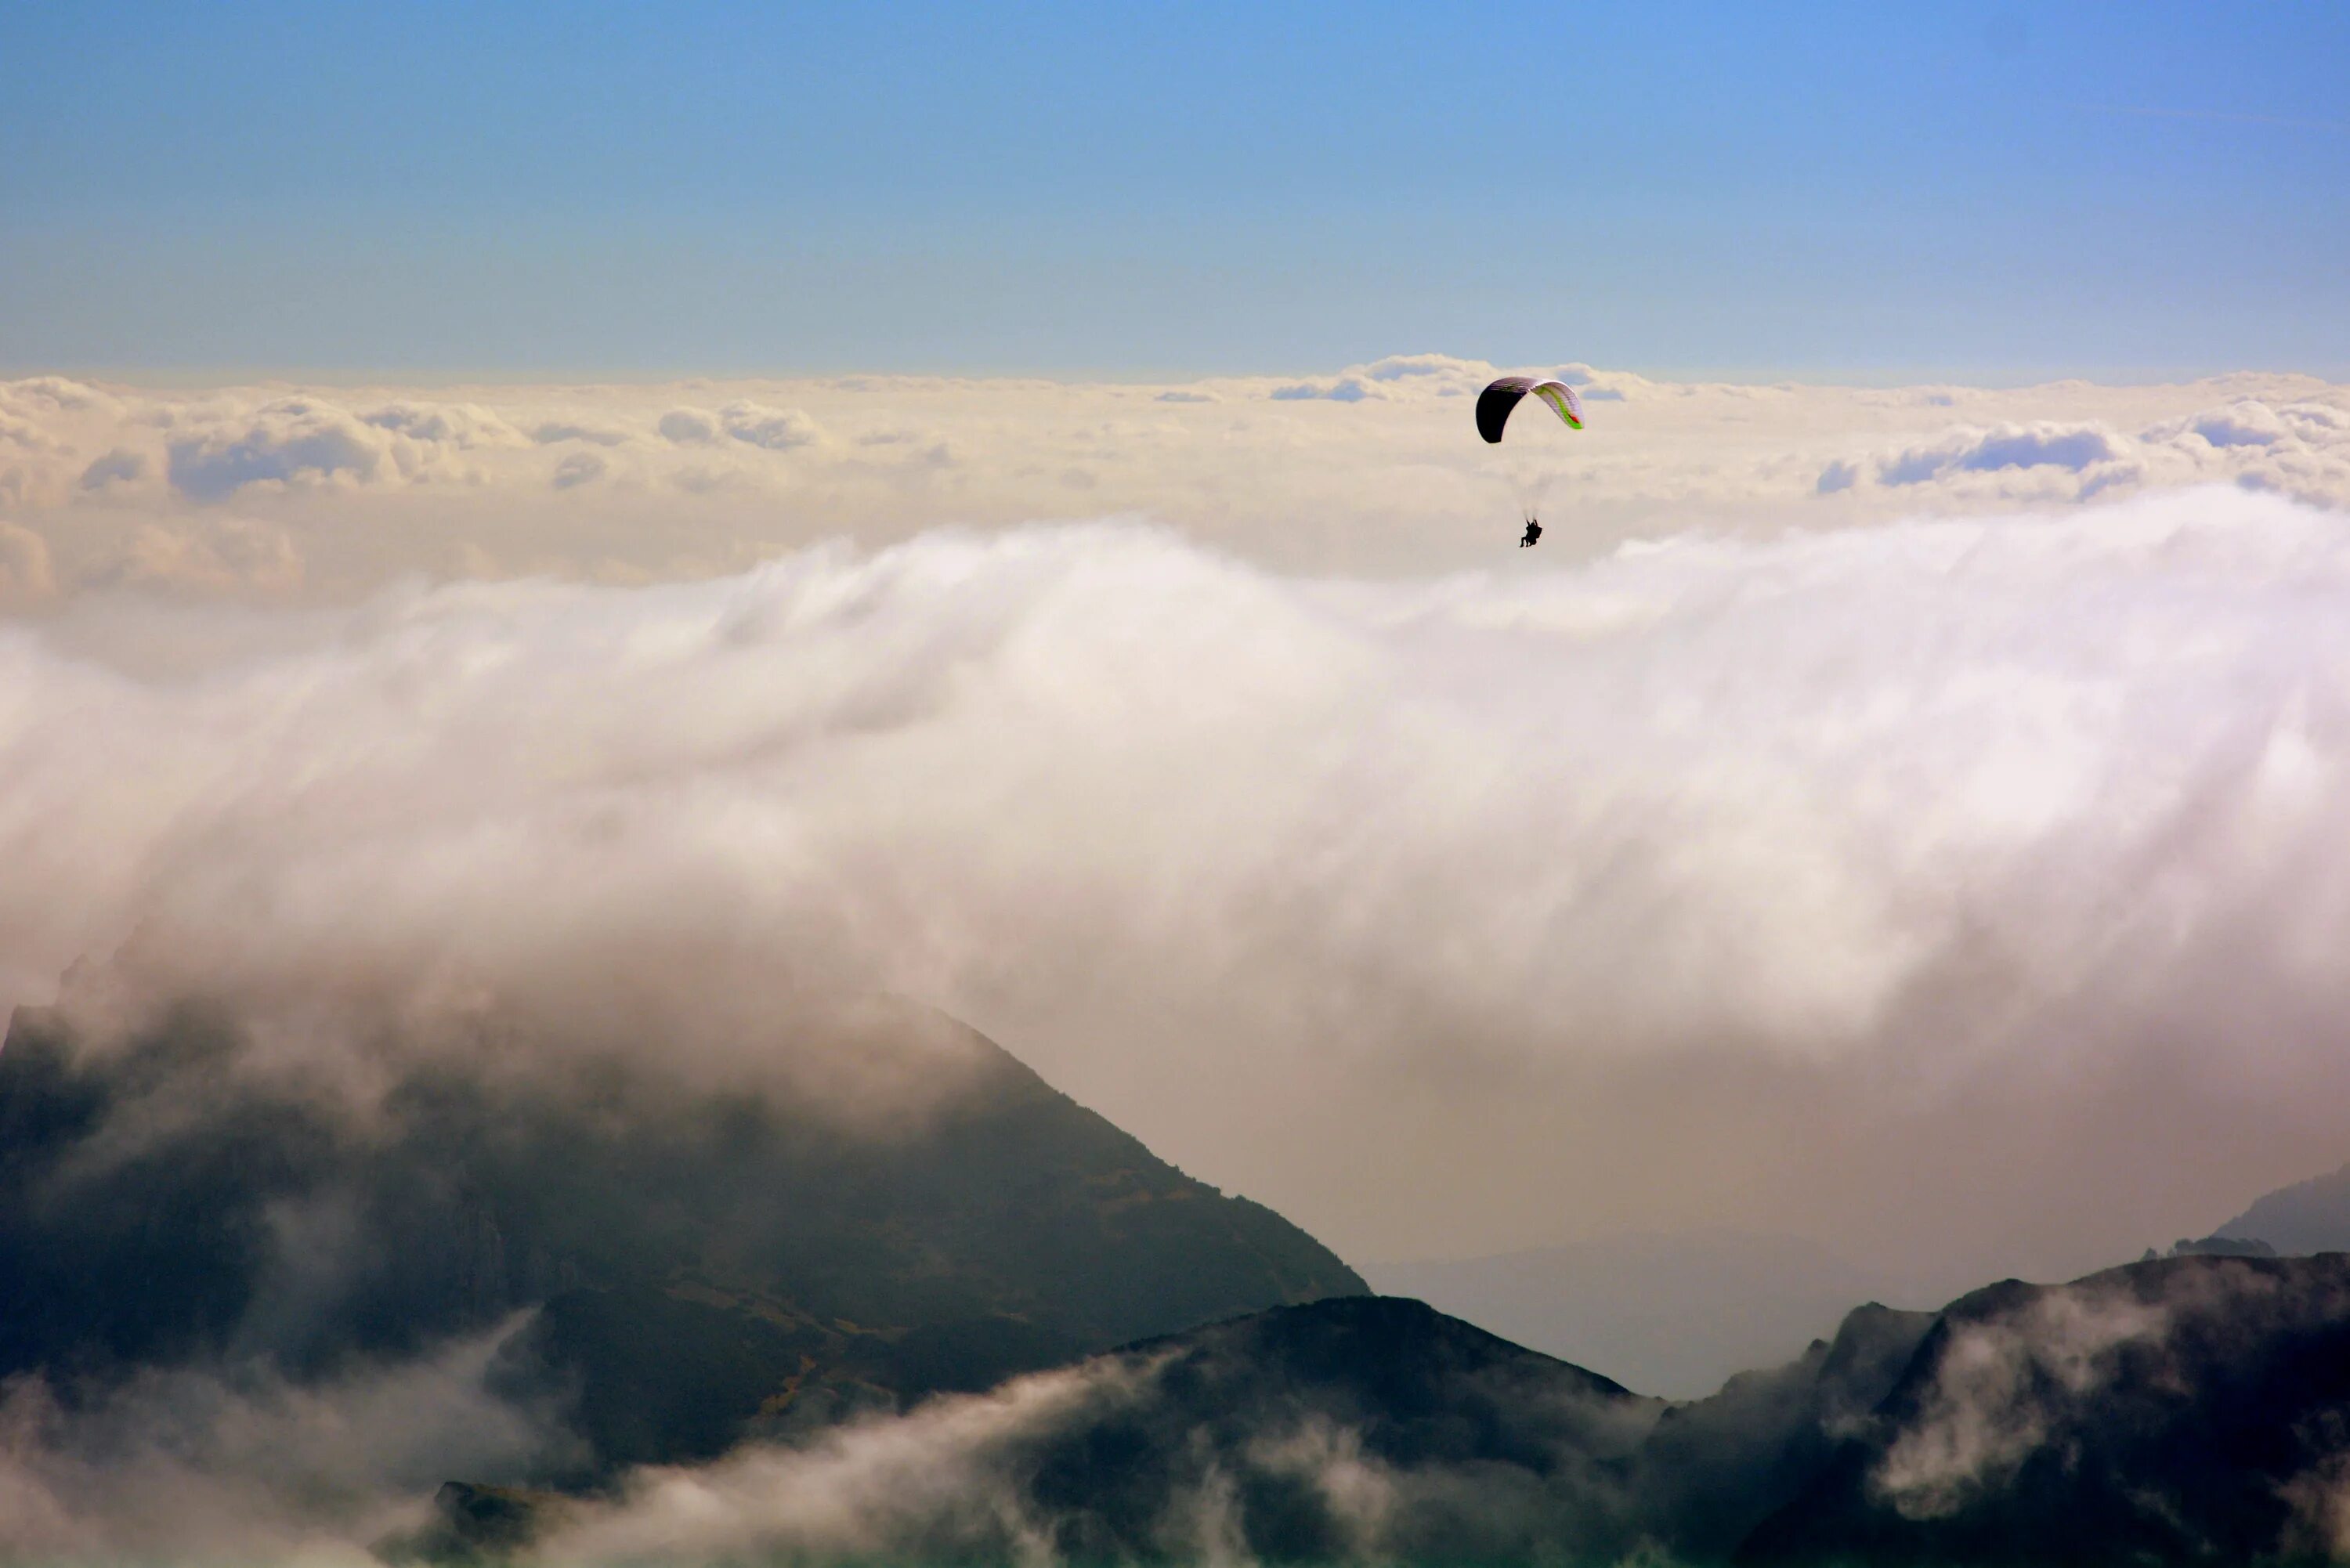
[421,1257,2350,1566]
[1740,1253,2350,1566]
[0,999,1365,1469]
[431,1293,1946,1565]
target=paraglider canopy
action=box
[1477,376,1585,443]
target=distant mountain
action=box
[0,1000,1364,1472]
[2211,1160,2350,1254]
[1367,1229,1890,1396]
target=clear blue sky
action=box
[3,1,2345,379]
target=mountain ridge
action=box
[0,996,1366,1470]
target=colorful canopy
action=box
[1476,376,1585,443]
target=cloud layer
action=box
[1,363,2344,602]
[8,482,2350,1287]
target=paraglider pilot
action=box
[1520,517,1542,548]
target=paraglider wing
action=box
[1475,375,1585,443]
[1476,376,1534,443]
[1531,380,1584,431]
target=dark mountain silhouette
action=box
[1634,1300,1936,1559]
[1741,1253,2350,1566]
[409,1295,1940,1563]
[400,1295,1669,1565]
[0,999,1364,1471]
[25,992,2350,1566]
[420,1258,2350,1566]
[1018,1295,1665,1564]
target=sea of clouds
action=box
[2,362,2350,1270]
[6,358,2350,1559]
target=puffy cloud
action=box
[359,400,526,449]
[166,399,391,501]
[0,522,55,606]
[531,421,629,446]
[92,516,304,594]
[1549,362,1632,401]
[1879,422,2128,485]
[718,399,825,451]
[551,450,606,490]
[2154,400,2292,450]
[0,375,121,417]
[1361,352,1481,383]
[0,410,72,509]
[658,409,719,443]
[78,448,146,490]
[2281,402,2350,441]
[1271,377,1383,403]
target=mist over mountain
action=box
[0,993,1361,1480]
[486,1289,1939,1563]
[428,1257,2350,1567]
[515,1295,1676,1566]
[1744,1254,2350,1566]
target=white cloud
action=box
[531,421,630,446]
[551,450,607,490]
[2154,400,2293,450]
[78,448,146,490]
[0,367,2341,597]
[91,516,305,595]
[1878,422,2130,485]
[358,400,526,450]
[12,487,2350,1281]
[1362,352,1480,383]
[1872,1288,2173,1517]
[0,522,55,606]
[166,399,392,501]
[718,399,825,451]
[1271,377,1383,402]
[658,408,719,443]
[0,1324,568,1562]
[537,1360,1142,1565]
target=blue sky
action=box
[3,1,2345,379]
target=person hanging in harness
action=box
[1520,516,1542,548]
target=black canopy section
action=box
[1476,375,1537,443]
